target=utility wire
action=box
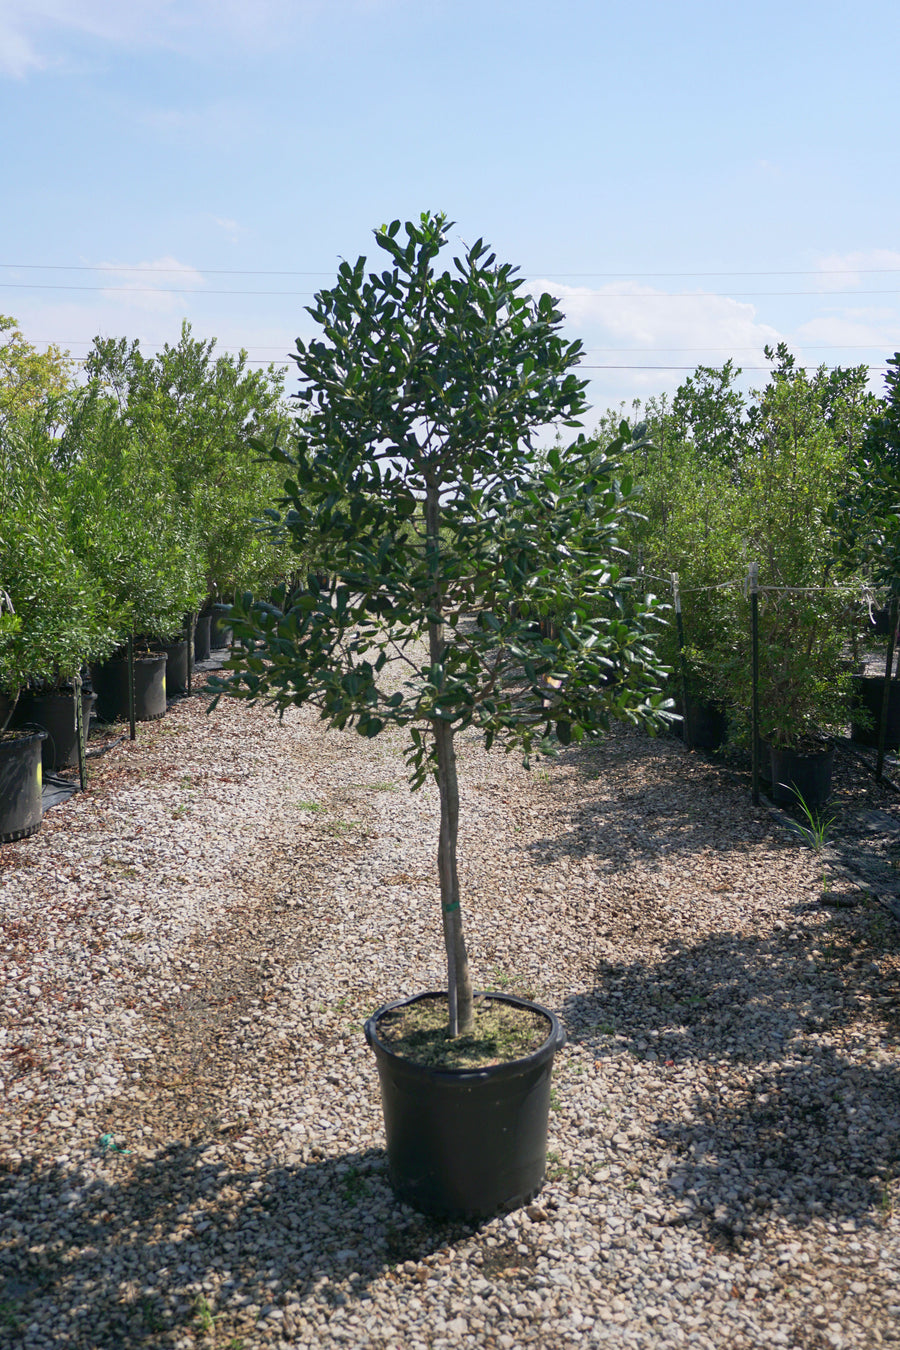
[33,341,894,353]
[3,262,900,278]
[4,282,900,299]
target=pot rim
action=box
[364,989,566,1082]
[769,737,835,758]
[0,726,48,751]
[97,651,168,666]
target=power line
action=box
[4,281,900,299]
[3,261,900,278]
[45,340,895,354]
[580,364,887,372]
[62,356,887,373]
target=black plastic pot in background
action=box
[11,689,96,772]
[193,612,212,662]
[0,728,47,842]
[152,638,190,695]
[851,675,900,751]
[210,605,232,650]
[365,991,565,1219]
[871,608,894,637]
[91,652,167,724]
[770,742,834,810]
[673,696,728,751]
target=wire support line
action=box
[640,575,867,597]
[757,584,863,594]
[678,579,747,593]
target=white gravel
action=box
[1,658,899,1350]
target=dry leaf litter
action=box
[1,651,899,1350]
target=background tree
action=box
[0,404,117,725]
[211,212,672,1036]
[58,380,206,644]
[829,353,900,677]
[84,325,293,601]
[0,315,72,429]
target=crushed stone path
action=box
[1,667,899,1349]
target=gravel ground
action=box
[1,658,899,1350]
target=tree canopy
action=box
[212,211,672,1032]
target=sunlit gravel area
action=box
[1,658,899,1350]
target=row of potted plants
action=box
[0,320,299,839]
[601,347,900,805]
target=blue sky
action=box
[2,0,898,424]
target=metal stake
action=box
[750,562,760,806]
[127,633,136,741]
[672,572,691,750]
[876,593,899,782]
[74,671,87,792]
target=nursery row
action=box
[0,317,298,737]
[0,612,238,842]
[591,346,900,767]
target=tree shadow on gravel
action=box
[562,922,900,1245]
[524,734,791,875]
[0,1144,488,1346]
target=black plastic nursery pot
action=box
[673,696,728,751]
[91,652,167,724]
[12,689,96,772]
[210,606,232,650]
[850,675,900,751]
[152,638,190,695]
[193,612,212,663]
[0,729,47,843]
[770,741,834,810]
[364,991,565,1219]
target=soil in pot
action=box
[91,652,167,723]
[0,728,47,842]
[365,991,565,1219]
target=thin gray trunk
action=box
[425,480,474,1036]
[1,687,19,733]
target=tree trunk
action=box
[425,478,474,1036]
[433,716,474,1036]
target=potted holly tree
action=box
[209,212,672,1216]
[0,491,116,839]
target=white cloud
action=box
[795,308,900,353]
[815,248,900,292]
[529,279,782,363]
[0,0,393,77]
[0,1,174,76]
[212,216,244,243]
[5,290,314,377]
[94,255,206,315]
[0,16,44,77]
[516,280,785,413]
